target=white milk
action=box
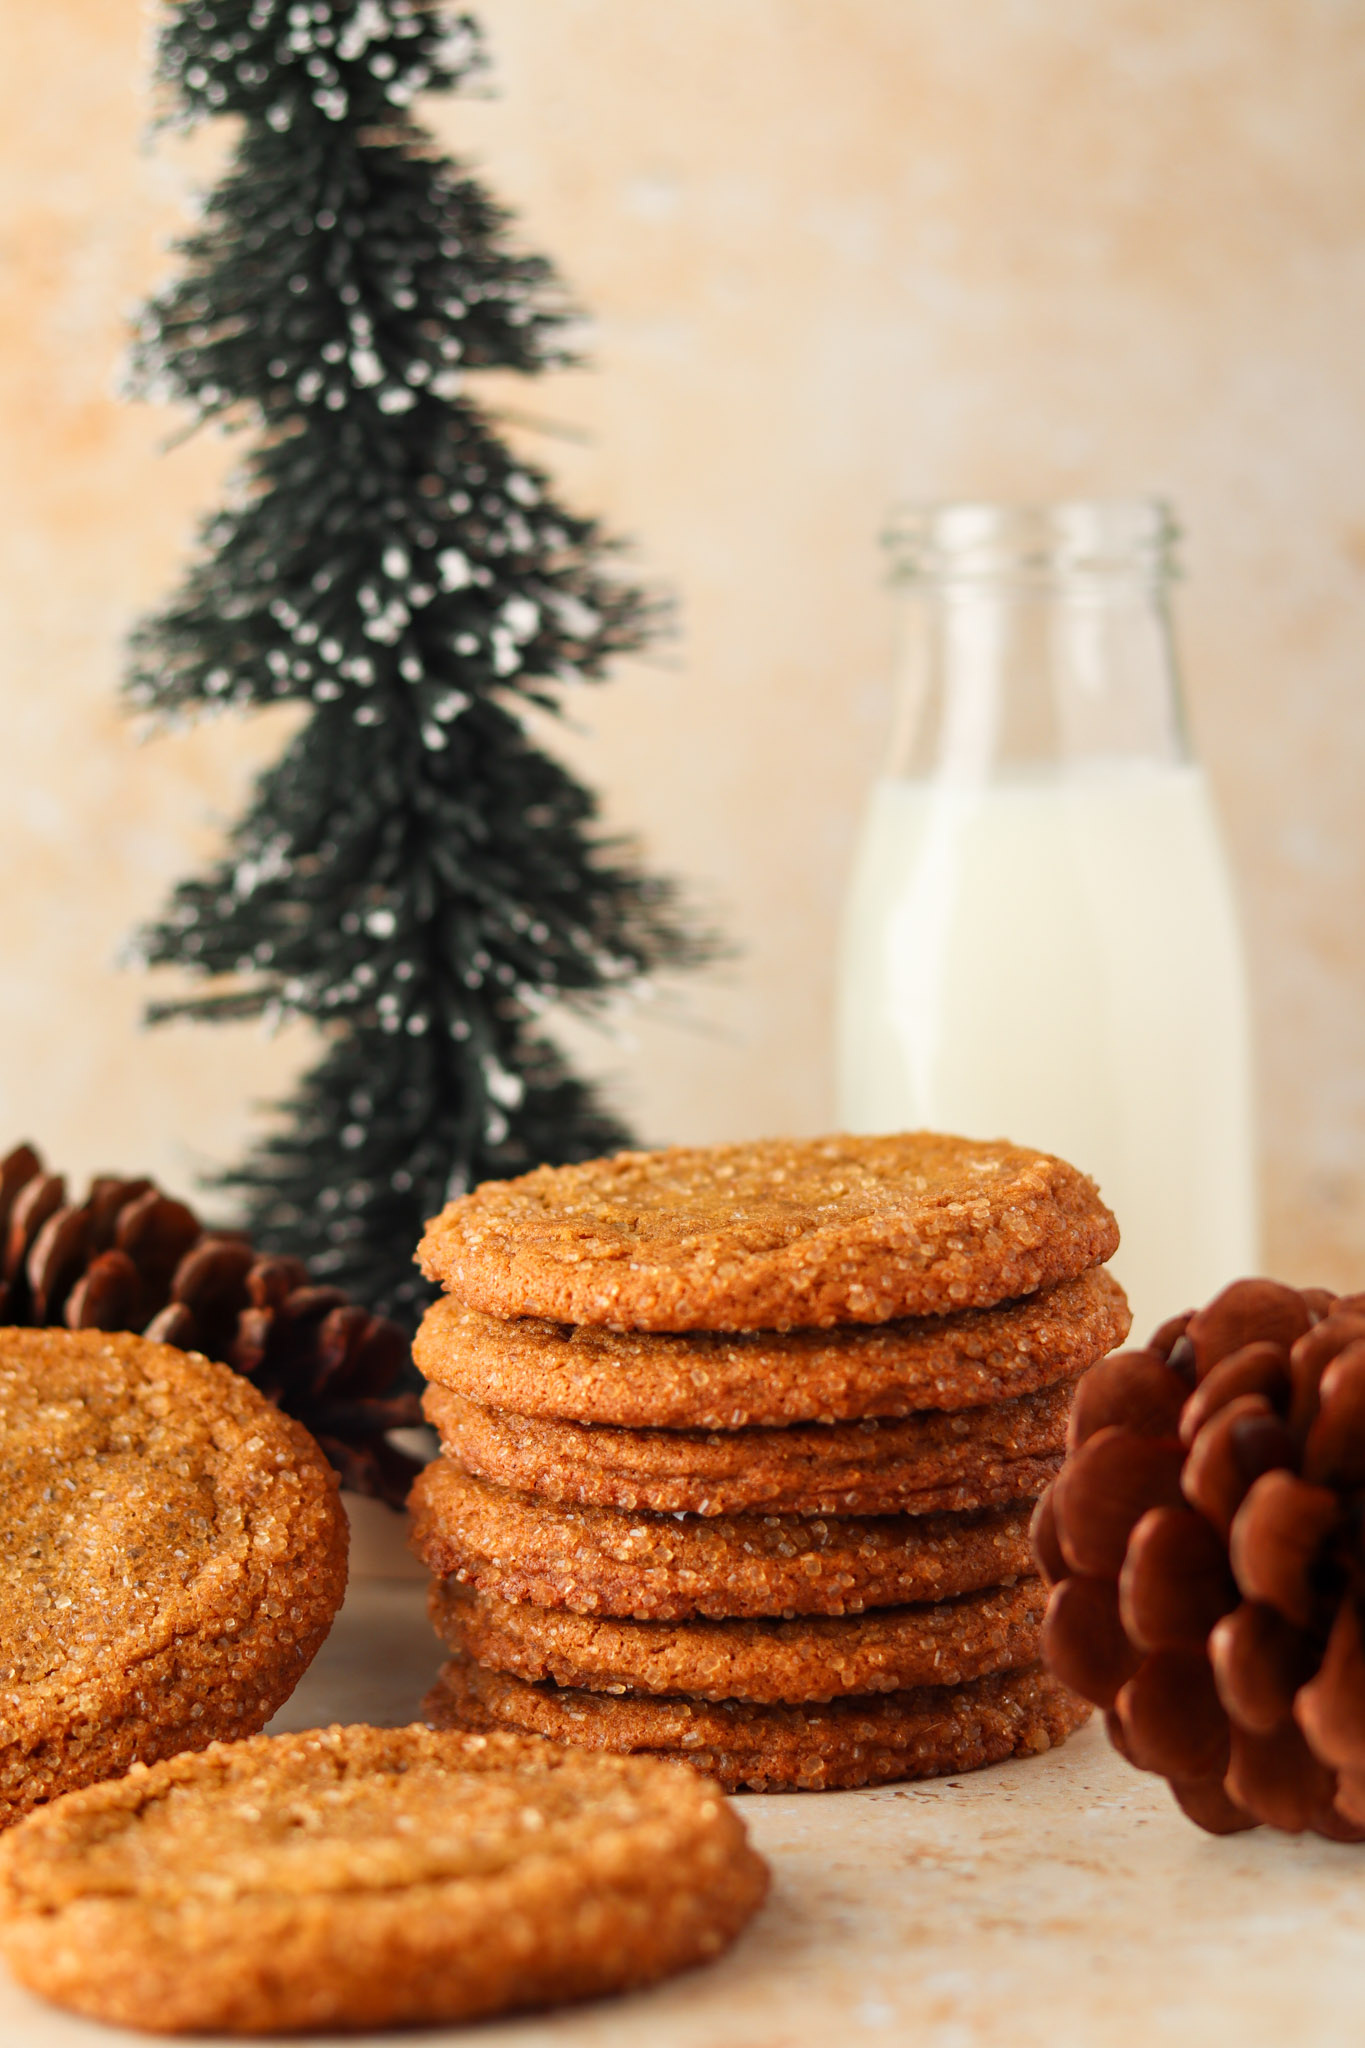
[836,760,1257,1339]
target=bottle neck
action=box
[884,501,1191,780]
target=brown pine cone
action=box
[0,1141,423,1510]
[1034,1276,1365,1838]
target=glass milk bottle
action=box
[836,499,1257,1339]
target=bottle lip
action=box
[883,496,1180,585]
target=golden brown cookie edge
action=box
[426,1657,1092,1793]
[414,1266,1131,1427]
[409,1461,1040,1619]
[430,1576,1047,1702]
[422,1377,1074,1518]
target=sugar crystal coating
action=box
[426,1658,1091,1793]
[0,1328,346,1825]
[422,1377,1077,1518]
[430,1576,1047,1702]
[414,1267,1129,1427]
[418,1133,1119,1331]
[409,1461,1038,1619]
[0,1723,768,2032]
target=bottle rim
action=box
[883,496,1180,585]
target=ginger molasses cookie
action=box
[0,1723,768,2034]
[423,1378,1075,1518]
[410,1461,1038,1620]
[414,1266,1129,1428]
[418,1133,1119,1332]
[430,1578,1046,1703]
[0,1328,346,1825]
[426,1658,1090,1793]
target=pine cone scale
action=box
[115,1192,201,1323]
[1170,1774,1259,1837]
[1333,1767,1365,1829]
[5,1175,66,1292]
[0,1146,40,1239]
[1115,1647,1229,1781]
[1028,1489,1068,1586]
[143,1302,199,1348]
[1180,1395,1295,1534]
[1041,1574,1139,1707]
[1227,1469,1340,1628]
[1187,1280,1312,1374]
[1294,1600,1365,1771]
[65,1248,143,1333]
[1068,1348,1187,1449]
[1179,1340,1290,1444]
[1117,1505,1237,1653]
[1289,1315,1365,1431]
[1304,1347,1365,1487]
[1051,1427,1185,1578]
[1208,1601,1316,1733]
[86,1177,154,1255]
[27,1202,92,1325]
[1225,1718,1350,1837]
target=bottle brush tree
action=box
[127,0,706,1327]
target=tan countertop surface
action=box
[2,1570,1362,2048]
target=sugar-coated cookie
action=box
[409,1460,1038,1619]
[0,1723,768,2033]
[426,1657,1091,1793]
[429,1576,1046,1702]
[0,1328,346,1824]
[414,1266,1129,1427]
[422,1377,1076,1518]
[418,1133,1119,1331]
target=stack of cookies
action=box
[411,1133,1129,1791]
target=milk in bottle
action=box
[836,501,1256,1340]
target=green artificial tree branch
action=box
[128,0,712,1326]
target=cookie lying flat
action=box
[430,1578,1046,1703]
[410,1460,1038,1619]
[414,1266,1128,1428]
[0,1328,346,1825]
[418,1133,1118,1331]
[0,1723,768,2034]
[426,1658,1090,1793]
[423,1379,1075,1518]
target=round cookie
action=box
[410,1461,1039,1619]
[429,1578,1046,1702]
[422,1378,1076,1518]
[0,1327,347,1825]
[425,1658,1091,1793]
[0,1723,768,2033]
[417,1133,1119,1331]
[414,1266,1129,1428]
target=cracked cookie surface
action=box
[418,1133,1119,1331]
[0,1722,768,2033]
[0,1327,347,1825]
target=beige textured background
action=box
[1,0,1363,1290]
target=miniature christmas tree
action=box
[127,1,705,1327]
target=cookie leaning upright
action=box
[0,1328,347,1824]
[417,1132,1119,1330]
